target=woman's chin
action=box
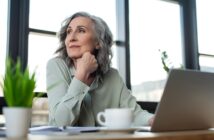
[69,55,82,59]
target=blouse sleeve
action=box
[46,58,89,126]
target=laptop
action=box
[144,69,214,132]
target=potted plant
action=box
[0,58,36,138]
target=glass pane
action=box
[197,0,214,54]
[0,0,8,96]
[111,45,118,69]
[196,0,214,71]
[28,33,58,92]
[129,0,182,101]
[29,0,117,92]
[29,0,116,36]
[199,55,214,73]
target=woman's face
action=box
[65,16,99,59]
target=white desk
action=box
[16,129,214,140]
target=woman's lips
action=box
[69,45,80,48]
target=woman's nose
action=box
[69,32,77,41]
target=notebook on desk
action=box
[144,69,214,132]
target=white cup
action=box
[97,108,133,129]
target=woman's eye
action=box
[79,28,85,33]
[66,30,71,34]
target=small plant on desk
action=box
[0,58,37,138]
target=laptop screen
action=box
[151,69,214,132]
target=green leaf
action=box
[1,57,37,107]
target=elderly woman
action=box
[46,12,154,127]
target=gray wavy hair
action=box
[55,12,113,76]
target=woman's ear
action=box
[95,42,100,49]
[95,45,100,49]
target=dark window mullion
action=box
[29,28,56,36]
[180,0,199,70]
[199,53,214,58]
[116,0,130,89]
[7,0,29,70]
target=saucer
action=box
[99,127,138,133]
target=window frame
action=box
[5,0,204,113]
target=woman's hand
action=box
[74,52,98,85]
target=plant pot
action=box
[3,107,32,138]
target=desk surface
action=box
[1,129,213,140]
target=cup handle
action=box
[97,112,106,126]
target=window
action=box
[28,33,58,91]
[29,0,117,92]
[129,0,183,101]
[0,0,8,96]
[196,0,214,72]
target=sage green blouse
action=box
[46,57,153,127]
